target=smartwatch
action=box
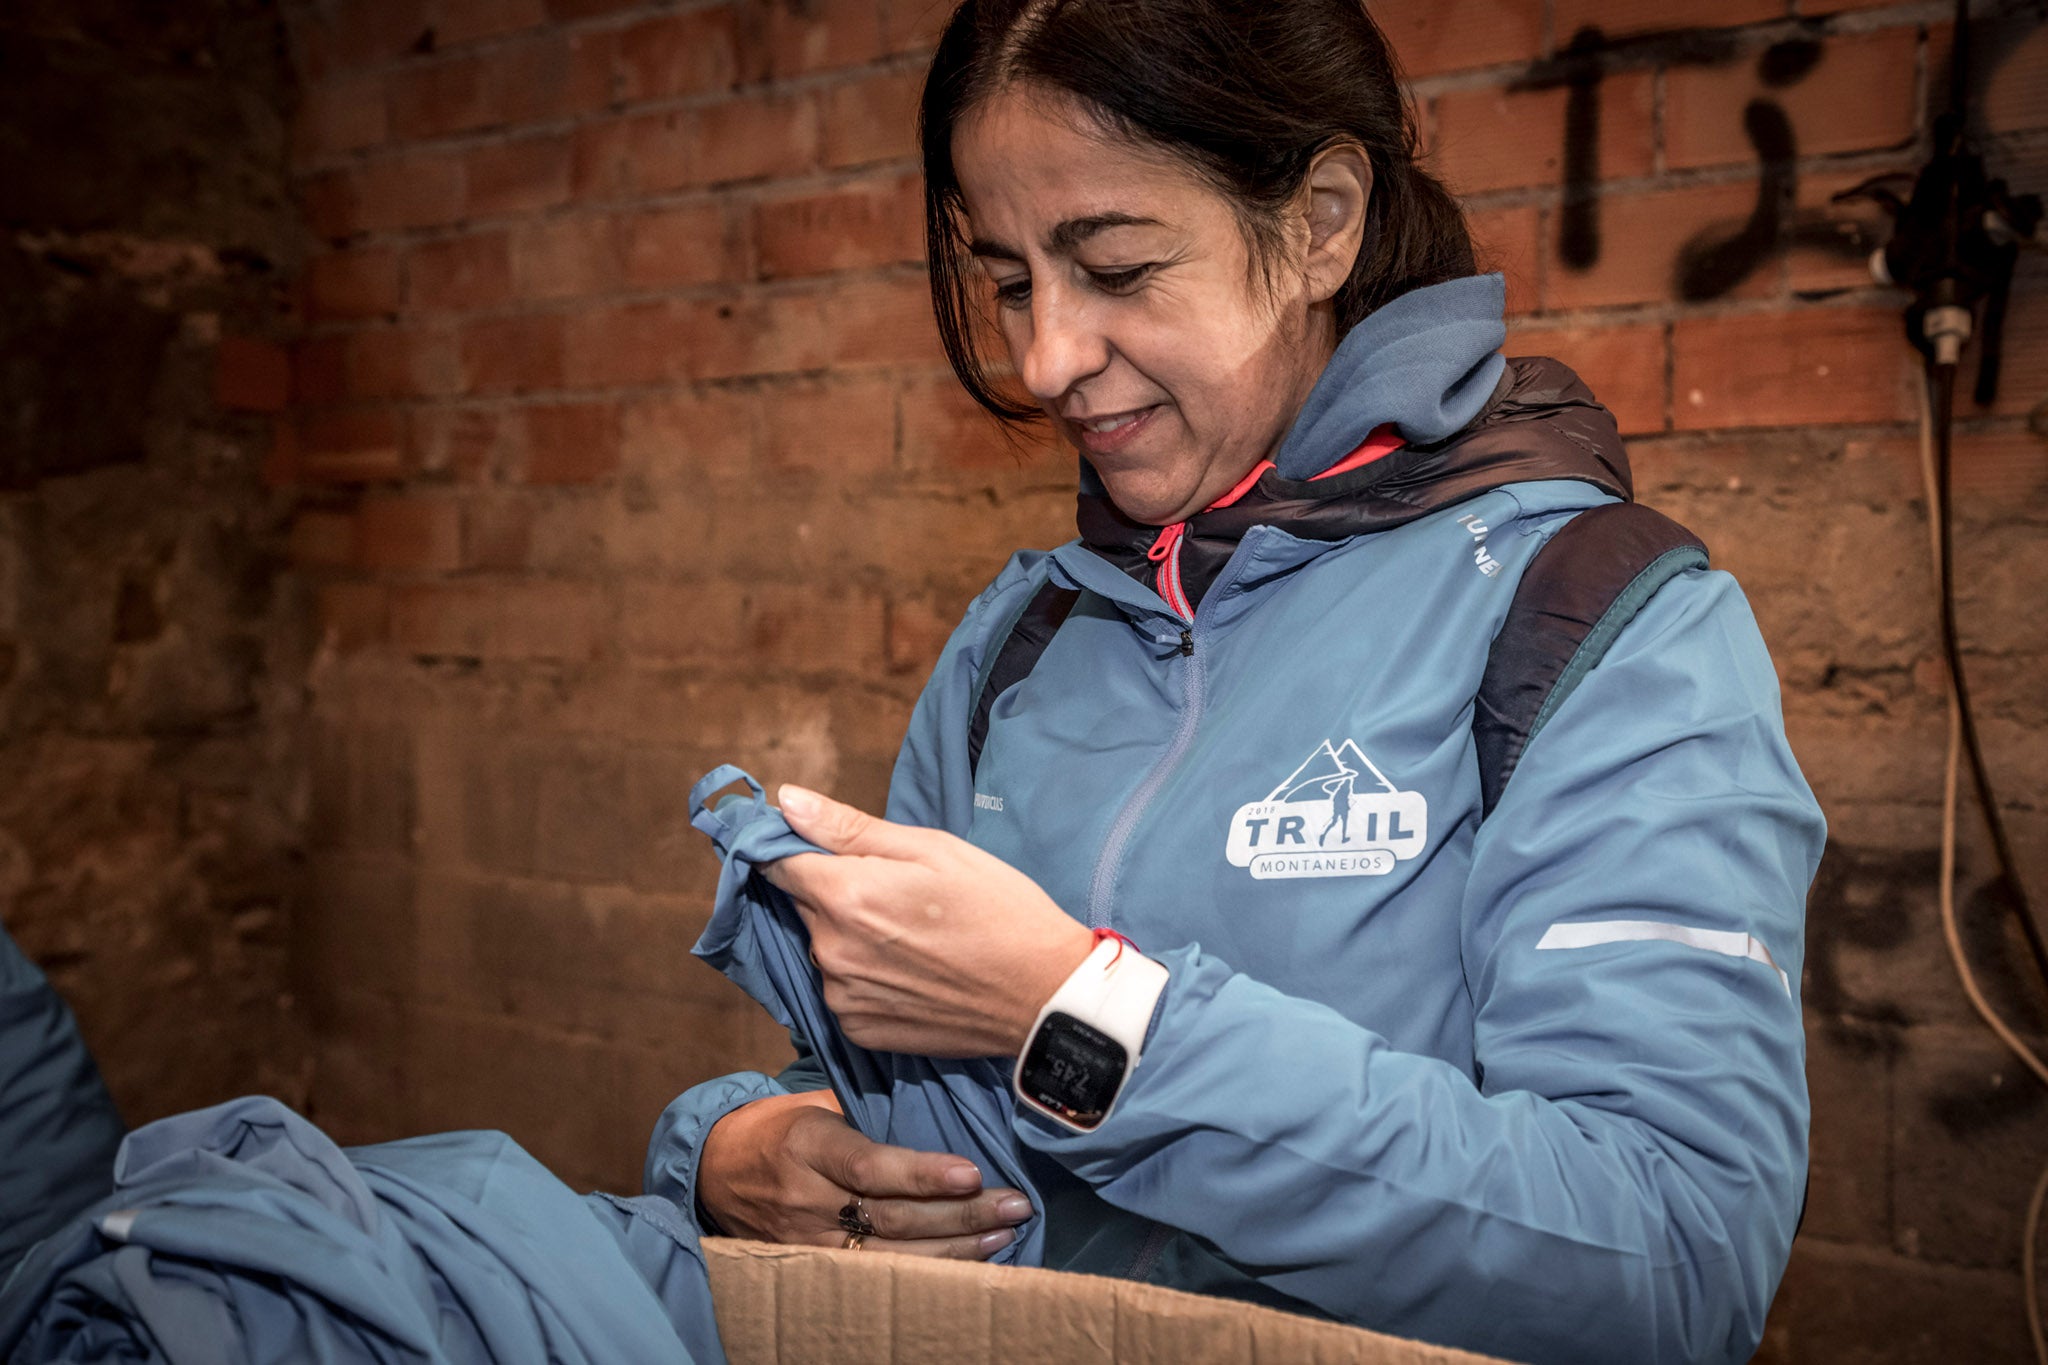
[1013,933,1170,1132]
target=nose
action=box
[1017,289,1109,405]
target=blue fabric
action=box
[0,925,124,1276]
[1272,271,1508,476]
[0,1095,726,1364]
[682,766,1045,1266]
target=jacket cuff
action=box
[1013,943,1206,1157]
[643,1070,786,1233]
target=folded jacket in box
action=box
[684,764,1045,1267]
[0,1095,728,1364]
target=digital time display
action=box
[1018,1012,1127,1129]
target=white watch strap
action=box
[1039,936,1170,1058]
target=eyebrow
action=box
[969,212,1167,261]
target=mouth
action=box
[1068,405,1161,455]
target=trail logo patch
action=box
[1226,739,1428,880]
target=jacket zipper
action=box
[1081,593,1210,1285]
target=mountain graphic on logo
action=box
[1268,739,1398,802]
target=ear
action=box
[1301,142,1373,306]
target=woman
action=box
[668,2,1824,1363]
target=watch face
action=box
[1018,1011,1128,1129]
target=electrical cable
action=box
[1926,359,2048,991]
[1917,367,2048,1365]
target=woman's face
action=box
[954,88,1337,525]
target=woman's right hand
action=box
[697,1089,1034,1259]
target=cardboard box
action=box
[703,1237,1511,1364]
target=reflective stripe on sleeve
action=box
[1534,919,1791,996]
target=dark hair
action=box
[920,0,1476,422]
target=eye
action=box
[1088,264,1153,293]
[992,276,1032,310]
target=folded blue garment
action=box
[0,1096,726,1364]
[686,765,1045,1266]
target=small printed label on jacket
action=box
[1226,739,1428,879]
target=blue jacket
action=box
[655,273,1824,1364]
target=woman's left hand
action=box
[762,785,1095,1059]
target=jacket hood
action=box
[1077,327,1635,613]
[1275,270,1509,477]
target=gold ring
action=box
[843,1231,866,1251]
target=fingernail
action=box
[995,1195,1033,1224]
[778,784,820,819]
[940,1162,981,1193]
[978,1228,1016,1255]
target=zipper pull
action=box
[1178,628,1194,657]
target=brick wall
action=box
[273,0,2047,1357]
[0,2,311,1125]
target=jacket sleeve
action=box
[644,553,1049,1212]
[1011,568,1823,1365]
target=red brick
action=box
[404,232,513,313]
[693,93,818,185]
[822,276,944,369]
[738,581,886,677]
[759,375,895,474]
[1370,0,1544,77]
[1666,29,1920,170]
[1990,283,2046,419]
[619,388,758,480]
[624,202,741,289]
[306,248,401,321]
[293,337,349,407]
[290,510,356,569]
[1551,0,1782,40]
[465,134,572,218]
[1978,21,2048,135]
[347,326,461,400]
[407,406,511,481]
[1672,307,1914,429]
[756,174,923,280]
[681,291,833,380]
[294,71,386,164]
[563,300,694,389]
[462,494,534,570]
[488,31,620,126]
[388,56,489,141]
[758,0,884,76]
[821,68,920,170]
[619,582,746,662]
[899,370,1047,472]
[1466,203,1541,317]
[317,583,390,653]
[299,409,407,483]
[354,495,463,572]
[1506,320,1666,435]
[572,112,693,200]
[885,592,956,675]
[326,0,432,71]
[545,0,644,17]
[437,0,546,46]
[617,7,739,101]
[460,313,566,394]
[1432,70,1652,195]
[342,152,468,234]
[302,170,355,241]
[883,0,950,55]
[511,215,624,301]
[390,581,607,661]
[521,402,621,484]
[1543,181,1765,311]
[216,335,292,412]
